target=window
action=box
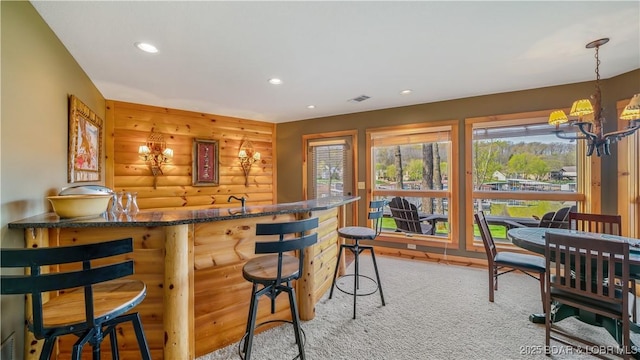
[465,110,589,249]
[308,139,351,199]
[367,121,459,247]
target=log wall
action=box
[105,101,276,210]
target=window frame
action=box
[617,98,640,238]
[464,109,596,252]
[367,120,459,249]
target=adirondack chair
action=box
[388,197,434,235]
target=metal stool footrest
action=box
[333,273,380,297]
[238,319,307,360]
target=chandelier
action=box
[548,38,640,156]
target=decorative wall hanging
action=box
[192,138,219,186]
[68,95,103,182]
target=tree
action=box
[394,146,404,189]
[407,159,424,181]
[473,140,505,190]
[385,164,397,181]
[433,143,444,214]
[507,153,530,178]
[529,157,549,181]
[421,144,434,214]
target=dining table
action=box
[507,227,640,357]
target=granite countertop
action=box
[8,196,360,229]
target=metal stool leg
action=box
[130,313,152,360]
[39,338,56,360]
[369,248,385,306]
[105,325,119,360]
[286,286,305,360]
[329,243,344,299]
[353,243,360,319]
[72,328,96,360]
[242,284,261,359]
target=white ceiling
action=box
[31,1,640,123]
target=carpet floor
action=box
[197,255,637,360]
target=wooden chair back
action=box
[537,211,556,227]
[388,197,431,234]
[255,217,319,286]
[569,212,622,235]
[0,238,135,339]
[544,231,630,352]
[474,211,497,263]
[546,205,576,229]
[545,232,629,302]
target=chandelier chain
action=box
[594,45,601,107]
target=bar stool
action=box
[240,217,319,360]
[329,199,386,319]
[0,238,151,360]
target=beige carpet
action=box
[197,255,636,360]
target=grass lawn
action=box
[381,218,507,239]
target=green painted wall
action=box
[1,2,105,358]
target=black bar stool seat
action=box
[337,226,377,240]
[330,200,386,319]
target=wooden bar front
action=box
[9,197,357,359]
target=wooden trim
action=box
[373,189,449,198]
[374,248,487,268]
[464,120,475,252]
[105,100,115,189]
[272,126,278,205]
[466,109,556,126]
[365,119,457,135]
[617,98,639,238]
[471,191,584,201]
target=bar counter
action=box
[9,196,359,360]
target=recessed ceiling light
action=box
[268,78,283,85]
[400,89,412,95]
[135,42,158,54]
[307,105,316,109]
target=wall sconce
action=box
[238,140,261,186]
[139,131,173,189]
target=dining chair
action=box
[329,200,386,319]
[566,212,636,321]
[0,238,151,360]
[568,212,622,235]
[474,211,546,312]
[544,231,632,358]
[241,217,318,360]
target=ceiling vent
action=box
[348,95,371,103]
